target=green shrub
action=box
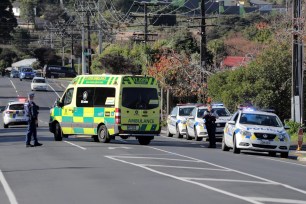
[284,119,302,135]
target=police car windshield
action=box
[33,79,46,83]
[212,108,231,116]
[179,107,194,116]
[122,88,158,110]
[239,113,282,127]
[197,108,207,117]
[9,104,24,110]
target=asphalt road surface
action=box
[1,76,306,204]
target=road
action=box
[0,76,306,204]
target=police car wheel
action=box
[97,125,110,143]
[233,135,240,154]
[54,123,63,141]
[186,128,191,140]
[280,152,289,158]
[3,124,8,128]
[166,127,173,137]
[194,128,202,141]
[268,152,276,157]
[175,125,183,138]
[221,136,230,151]
[138,137,152,145]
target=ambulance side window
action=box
[93,88,116,107]
[62,88,74,106]
[76,87,94,107]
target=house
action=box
[248,0,272,12]
[220,56,252,69]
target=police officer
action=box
[203,104,219,148]
[25,92,42,147]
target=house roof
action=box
[249,0,272,5]
[12,58,37,68]
[221,56,252,68]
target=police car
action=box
[186,104,231,141]
[1,98,27,128]
[166,104,196,138]
[222,108,290,158]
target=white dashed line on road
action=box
[64,141,86,150]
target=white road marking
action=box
[258,156,306,167]
[9,79,19,97]
[106,156,263,204]
[38,119,48,125]
[47,83,61,98]
[140,164,230,171]
[113,156,205,162]
[0,170,18,204]
[247,197,306,204]
[108,147,132,150]
[64,141,86,150]
[147,146,306,195]
[181,178,276,185]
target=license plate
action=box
[127,125,137,131]
[260,140,270,145]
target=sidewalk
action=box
[290,143,306,162]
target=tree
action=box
[20,0,38,26]
[12,28,31,51]
[0,48,18,68]
[33,47,62,67]
[0,0,17,43]
[207,40,291,120]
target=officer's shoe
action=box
[34,142,43,147]
[26,144,34,147]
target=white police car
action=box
[222,108,290,158]
[166,104,196,138]
[186,104,231,141]
[1,99,27,128]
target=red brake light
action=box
[5,110,14,114]
[115,108,121,124]
[18,97,27,102]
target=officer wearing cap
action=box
[25,92,42,147]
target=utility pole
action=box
[200,0,206,68]
[87,13,92,74]
[292,0,304,124]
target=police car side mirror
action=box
[56,99,63,107]
[228,121,235,125]
[284,125,290,130]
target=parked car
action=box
[222,108,290,158]
[31,77,48,91]
[166,104,196,138]
[19,67,35,81]
[10,70,19,78]
[186,104,231,141]
[1,99,28,128]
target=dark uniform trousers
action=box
[206,123,216,147]
[26,121,38,145]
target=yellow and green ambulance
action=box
[49,74,161,145]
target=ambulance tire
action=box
[175,125,183,138]
[97,125,110,143]
[138,137,152,145]
[54,123,63,141]
[4,124,8,128]
[233,135,240,154]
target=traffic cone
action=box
[297,127,303,151]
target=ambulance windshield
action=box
[122,88,159,110]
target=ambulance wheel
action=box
[120,136,129,139]
[221,136,230,151]
[194,128,202,141]
[233,135,240,154]
[97,125,110,143]
[185,128,191,140]
[175,125,183,138]
[268,152,276,157]
[166,127,173,137]
[4,124,8,128]
[138,137,151,145]
[280,152,289,158]
[54,122,63,141]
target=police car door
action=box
[224,111,239,147]
[168,107,178,134]
[60,88,74,134]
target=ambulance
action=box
[49,74,161,145]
